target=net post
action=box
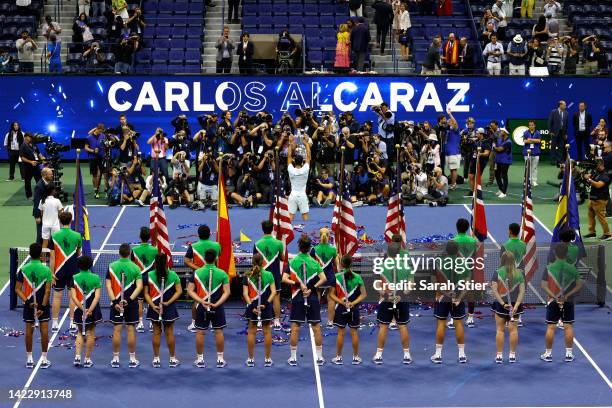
[596,244,606,306]
[9,247,18,310]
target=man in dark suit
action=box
[33,167,54,243]
[350,17,371,71]
[573,101,593,161]
[372,0,394,55]
[237,32,254,74]
[19,132,44,200]
[458,37,474,74]
[548,100,569,165]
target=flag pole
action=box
[395,144,404,246]
[521,149,531,235]
[337,146,345,257]
[217,153,224,236]
[274,146,280,234]
[472,147,481,237]
[74,148,81,233]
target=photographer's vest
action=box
[508,42,526,66]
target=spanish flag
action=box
[217,171,236,279]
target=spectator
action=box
[542,0,561,18]
[421,35,441,75]
[582,35,602,75]
[545,13,559,39]
[520,0,534,18]
[126,7,146,44]
[437,0,453,16]
[417,0,435,16]
[237,32,254,74]
[548,100,569,165]
[583,159,611,240]
[4,122,24,181]
[491,0,507,41]
[532,15,549,43]
[458,37,474,73]
[372,0,394,55]
[527,38,546,70]
[507,34,527,75]
[398,3,411,46]
[228,0,240,24]
[480,21,497,43]
[108,15,126,43]
[392,0,401,38]
[483,34,504,75]
[42,15,62,40]
[522,120,541,186]
[442,32,459,74]
[72,14,94,48]
[112,0,129,20]
[15,30,37,73]
[216,26,234,74]
[91,0,106,16]
[19,133,45,200]
[546,36,564,75]
[46,34,62,73]
[573,102,593,161]
[82,41,106,73]
[349,0,363,17]
[276,29,298,71]
[350,17,370,71]
[113,34,137,74]
[334,24,351,71]
[78,0,90,16]
[399,29,411,61]
[562,35,579,75]
[493,128,512,198]
[480,9,499,34]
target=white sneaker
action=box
[446,319,455,329]
[495,191,502,197]
[187,322,197,333]
[557,320,565,330]
[532,182,538,187]
[498,193,506,199]
[136,321,145,333]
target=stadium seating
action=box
[241,0,349,70]
[0,0,42,71]
[565,0,612,59]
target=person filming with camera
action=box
[147,128,169,180]
[583,158,611,240]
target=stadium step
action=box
[202,6,241,73]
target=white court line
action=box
[13,205,127,408]
[462,204,612,390]
[309,325,325,408]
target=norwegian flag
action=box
[331,191,359,257]
[471,158,488,283]
[270,190,294,271]
[150,171,173,267]
[521,157,539,282]
[384,184,406,246]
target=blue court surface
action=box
[1,204,611,408]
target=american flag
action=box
[331,190,359,257]
[384,167,406,245]
[471,158,488,283]
[521,156,538,282]
[150,171,172,267]
[270,191,294,269]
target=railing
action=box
[39,44,48,72]
[220,0,226,35]
[465,0,484,73]
[301,35,306,73]
[390,27,398,73]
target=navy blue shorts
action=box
[53,270,74,291]
[23,302,50,323]
[110,301,139,325]
[490,301,524,320]
[333,305,360,328]
[433,301,466,320]
[319,269,336,289]
[377,301,410,325]
[245,302,273,322]
[289,298,321,325]
[137,273,149,300]
[546,301,575,324]
[146,303,179,323]
[74,305,103,327]
[194,304,226,330]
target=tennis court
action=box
[1,204,611,408]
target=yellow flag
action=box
[240,230,251,242]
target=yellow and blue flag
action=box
[72,153,92,256]
[551,157,584,257]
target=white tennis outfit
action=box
[39,196,63,239]
[287,162,310,215]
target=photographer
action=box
[107,167,133,206]
[276,28,298,71]
[193,149,219,210]
[166,172,191,209]
[126,7,146,43]
[411,163,429,203]
[140,171,167,204]
[351,163,374,204]
[85,124,107,199]
[231,171,260,208]
[522,120,541,187]
[445,108,461,189]
[312,122,336,176]
[339,111,360,135]
[19,133,45,200]
[434,113,449,169]
[425,166,449,207]
[147,128,169,181]
[171,150,190,179]
[492,128,512,199]
[170,130,192,158]
[421,134,440,175]
[254,149,276,204]
[82,41,106,73]
[583,159,611,240]
[467,128,491,193]
[118,127,139,167]
[460,117,477,181]
[313,168,335,207]
[367,152,390,203]
[336,127,357,174]
[372,103,396,158]
[112,34,138,74]
[294,107,320,134]
[171,114,191,137]
[126,155,147,205]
